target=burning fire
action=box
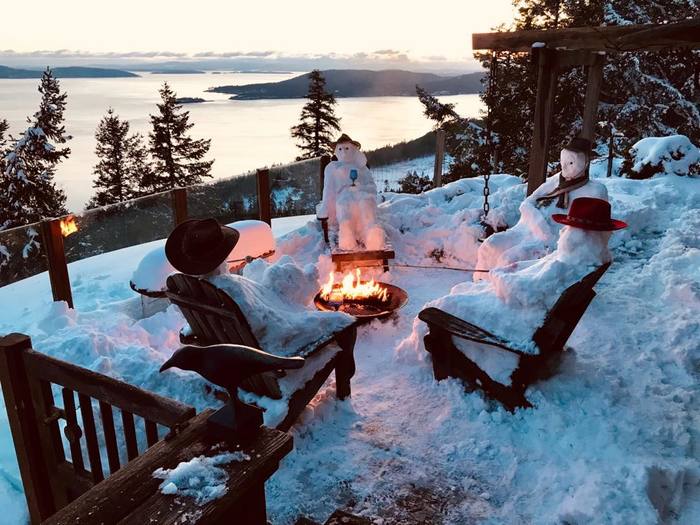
[321,269,389,304]
[59,216,78,237]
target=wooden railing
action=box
[0,333,195,524]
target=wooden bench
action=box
[0,333,292,524]
[418,263,610,411]
[319,217,395,273]
[166,273,358,431]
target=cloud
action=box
[193,50,276,58]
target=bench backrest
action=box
[533,262,611,354]
[165,273,283,398]
[0,333,195,524]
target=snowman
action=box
[316,133,385,251]
[475,137,609,278]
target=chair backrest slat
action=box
[60,388,86,473]
[120,410,139,462]
[99,401,121,475]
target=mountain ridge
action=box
[0,65,138,79]
[207,69,484,99]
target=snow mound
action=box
[624,135,700,179]
[153,451,250,505]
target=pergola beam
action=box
[473,19,700,52]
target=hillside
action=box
[207,69,483,99]
[0,65,138,79]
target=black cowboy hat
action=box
[552,197,627,231]
[563,137,595,155]
[165,218,239,275]
[332,133,361,150]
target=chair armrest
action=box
[418,307,522,355]
[318,217,330,244]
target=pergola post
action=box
[581,53,606,142]
[526,48,559,196]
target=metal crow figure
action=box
[160,344,305,440]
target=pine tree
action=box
[0,69,70,229]
[87,108,152,208]
[145,82,213,193]
[291,70,341,160]
[0,119,8,176]
[436,0,700,182]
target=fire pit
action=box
[314,269,408,320]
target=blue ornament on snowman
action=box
[349,168,358,186]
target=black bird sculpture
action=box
[160,344,305,440]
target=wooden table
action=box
[44,410,293,525]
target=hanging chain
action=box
[482,51,499,219]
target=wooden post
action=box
[319,154,331,194]
[581,53,605,142]
[433,129,446,188]
[170,188,188,227]
[40,219,73,309]
[607,130,615,178]
[527,48,559,196]
[0,334,55,523]
[256,169,271,225]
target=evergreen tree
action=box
[87,108,152,208]
[290,70,341,160]
[429,0,700,182]
[0,119,8,175]
[0,69,70,229]
[145,82,213,193]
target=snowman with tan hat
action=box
[317,133,385,251]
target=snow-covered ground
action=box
[0,140,699,524]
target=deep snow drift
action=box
[0,142,698,524]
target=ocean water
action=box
[0,71,484,211]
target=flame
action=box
[321,268,389,303]
[59,216,78,237]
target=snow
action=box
[626,135,700,177]
[0,136,699,524]
[153,451,251,505]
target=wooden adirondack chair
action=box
[165,273,358,431]
[418,263,610,411]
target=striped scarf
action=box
[536,171,590,210]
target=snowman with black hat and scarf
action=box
[475,137,609,279]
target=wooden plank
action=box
[170,187,189,227]
[433,129,446,188]
[45,411,292,525]
[145,420,159,448]
[23,349,194,428]
[40,218,74,309]
[121,410,139,461]
[0,334,56,523]
[256,168,271,225]
[99,402,121,474]
[526,48,558,196]
[319,154,331,194]
[472,20,700,52]
[77,393,104,483]
[581,53,605,142]
[61,388,86,472]
[331,247,395,262]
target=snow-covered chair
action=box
[165,273,358,431]
[418,263,610,411]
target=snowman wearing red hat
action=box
[317,133,385,251]
[476,137,609,277]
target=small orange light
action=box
[59,216,78,237]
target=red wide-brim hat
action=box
[552,197,627,231]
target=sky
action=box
[2,0,515,71]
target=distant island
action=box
[150,69,205,75]
[0,65,138,79]
[175,97,208,104]
[207,69,484,100]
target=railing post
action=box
[0,334,55,523]
[40,219,73,309]
[319,154,331,194]
[433,129,446,188]
[170,187,189,227]
[256,169,271,225]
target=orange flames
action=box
[59,216,78,237]
[321,269,389,303]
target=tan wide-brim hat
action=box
[332,133,361,150]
